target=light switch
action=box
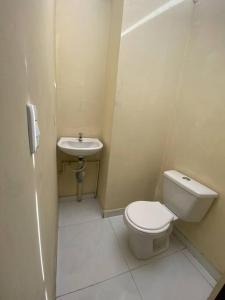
[26,103,40,154]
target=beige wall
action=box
[0,0,58,299]
[102,0,225,273]
[103,0,193,210]
[56,0,111,197]
[55,0,225,273]
[160,0,225,273]
[98,0,124,208]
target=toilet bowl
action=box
[124,201,177,259]
[124,170,218,260]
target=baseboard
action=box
[102,207,124,218]
[59,193,95,202]
[173,226,221,282]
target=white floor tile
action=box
[58,198,101,227]
[131,251,212,300]
[109,215,185,269]
[56,218,128,297]
[57,273,142,300]
[182,249,217,287]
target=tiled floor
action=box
[56,198,216,300]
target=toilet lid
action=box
[126,201,174,231]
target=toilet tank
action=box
[163,170,218,222]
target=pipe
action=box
[59,159,101,200]
[72,158,86,202]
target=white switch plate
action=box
[26,103,40,154]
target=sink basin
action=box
[57,137,103,157]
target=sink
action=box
[57,137,103,157]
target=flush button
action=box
[182,176,191,181]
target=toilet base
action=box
[126,223,173,260]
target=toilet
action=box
[124,170,218,259]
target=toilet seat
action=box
[125,201,175,234]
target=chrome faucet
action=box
[78,132,83,142]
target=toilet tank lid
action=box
[163,170,218,198]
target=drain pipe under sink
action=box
[72,157,86,202]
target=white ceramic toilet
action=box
[124,170,218,259]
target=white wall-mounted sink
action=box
[57,137,103,157]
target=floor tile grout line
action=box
[56,270,130,298]
[108,217,131,270]
[109,216,187,272]
[57,213,188,298]
[128,248,185,273]
[108,217,146,300]
[58,215,104,229]
[181,249,216,288]
[129,270,144,300]
[58,198,102,228]
[182,250,216,287]
[56,246,207,299]
[57,215,129,298]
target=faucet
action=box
[78,132,83,142]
